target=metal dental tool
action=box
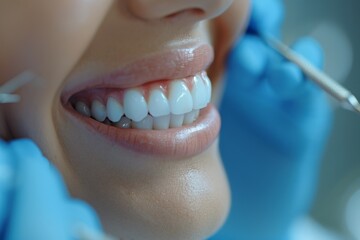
[262,34,360,114]
[0,72,34,104]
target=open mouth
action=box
[62,44,220,157]
[69,71,211,130]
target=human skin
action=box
[0,1,250,239]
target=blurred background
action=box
[283,0,360,239]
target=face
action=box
[0,1,250,239]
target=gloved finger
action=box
[0,140,15,231]
[248,0,284,36]
[67,200,106,240]
[267,62,303,99]
[267,37,324,100]
[6,140,69,240]
[227,35,268,90]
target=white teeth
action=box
[114,116,131,129]
[75,101,91,117]
[191,75,208,110]
[184,110,200,125]
[153,115,171,130]
[74,72,210,130]
[170,114,184,128]
[91,100,107,122]
[106,97,124,122]
[132,115,153,130]
[124,89,148,122]
[202,72,212,103]
[169,80,193,115]
[148,88,170,117]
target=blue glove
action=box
[248,0,284,36]
[0,139,105,240]
[211,1,333,239]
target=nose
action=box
[127,0,234,21]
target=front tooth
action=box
[153,115,170,130]
[148,89,170,117]
[114,116,131,129]
[170,114,184,128]
[124,89,148,122]
[169,80,193,115]
[107,97,124,122]
[75,101,91,117]
[191,75,208,110]
[132,115,153,130]
[91,100,107,122]
[184,110,200,125]
[201,72,212,103]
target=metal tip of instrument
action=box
[345,95,360,114]
[0,93,21,104]
[355,105,360,114]
[0,71,35,104]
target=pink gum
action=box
[69,74,203,106]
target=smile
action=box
[62,43,220,157]
[70,71,211,130]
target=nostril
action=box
[164,8,205,20]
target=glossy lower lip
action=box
[61,43,214,103]
[65,104,220,158]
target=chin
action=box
[56,101,230,239]
[92,142,230,240]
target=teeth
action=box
[153,115,170,130]
[132,115,153,130]
[124,89,148,122]
[191,75,208,110]
[75,101,91,117]
[184,110,200,125]
[202,72,212,103]
[170,114,184,128]
[73,72,211,130]
[91,100,107,122]
[148,88,170,117]
[106,97,124,122]
[168,80,193,115]
[114,116,131,129]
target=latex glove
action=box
[211,0,332,238]
[0,139,106,240]
[213,33,333,239]
[248,0,284,36]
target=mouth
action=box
[62,43,220,158]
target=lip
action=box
[62,43,214,103]
[62,43,219,158]
[65,104,220,158]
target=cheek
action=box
[0,0,112,84]
[0,1,112,168]
[209,0,250,83]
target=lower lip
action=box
[64,104,220,158]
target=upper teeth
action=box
[72,71,211,130]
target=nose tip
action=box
[127,0,233,21]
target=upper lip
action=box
[62,43,214,103]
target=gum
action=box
[69,73,204,106]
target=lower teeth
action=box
[98,110,200,130]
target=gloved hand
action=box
[248,0,284,36]
[0,139,106,240]
[212,0,333,239]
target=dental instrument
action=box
[262,34,360,114]
[0,72,34,104]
